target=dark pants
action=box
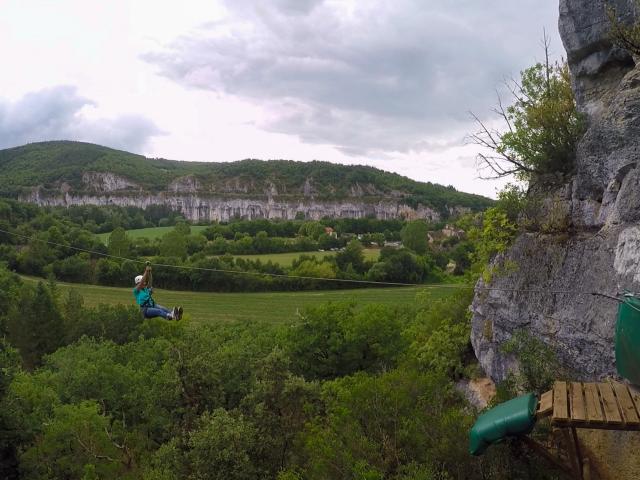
[141,304,171,319]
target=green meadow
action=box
[22,276,457,325]
[230,248,380,266]
[97,225,209,243]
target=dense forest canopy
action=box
[0,264,562,479]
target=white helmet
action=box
[134,275,143,285]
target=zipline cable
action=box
[0,227,627,299]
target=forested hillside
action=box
[0,141,493,215]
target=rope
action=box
[0,227,627,299]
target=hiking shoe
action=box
[172,307,179,320]
[177,306,184,320]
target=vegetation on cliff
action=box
[608,0,640,57]
[471,42,585,182]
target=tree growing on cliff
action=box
[607,1,640,56]
[470,39,585,181]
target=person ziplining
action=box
[133,263,183,320]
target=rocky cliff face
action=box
[471,0,640,381]
[22,172,444,222]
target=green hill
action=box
[0,141,493,214]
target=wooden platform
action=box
[536,381,640,430]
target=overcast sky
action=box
[0,0,562,198]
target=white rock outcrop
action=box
[22,188,441,223]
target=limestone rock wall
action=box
[22,188,441,223]
[81,172,140,193]
[472,0,640,382]
[20,169,446,222]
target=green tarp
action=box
[469,393,538,456]
[615,295,640,385]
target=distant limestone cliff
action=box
[0,141,493,222]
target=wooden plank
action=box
[561,428,583,479]
[612,382,640,425]
[571,427,584,480]
[520,437,574,477]
[583,383,604,423]
[537,390,553,418]
[597,383,623,424]
[553,420,640,431]
[583,457,591,480]
[630,387,640,418]
[570,382,586,421]
[553,381,569,422]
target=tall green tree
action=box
[159,230,188,259]
[108,227,131,258]
[174,221,192,236]
[287,303,405,380]
[297,369,473,480]
[187,409,259,480]
[400,221,429,255]
[335,239,366,273]
[0,340,21,479]
[6,282,65,369]
[0,266,22,326]
[18,235,57,275]
[366,249,431,284]
[19,401,125,479]
[240,349,320,477]
[298,222,325,240]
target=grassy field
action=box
[230,248,380,266]
[22,276,457,325]
[97,225,209,243]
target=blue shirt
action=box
[133,287,155,307]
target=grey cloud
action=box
[223,0,324,16]
[72,114,163,153]
[145,0,560,156]
[270,0,323,15]
[0,86,162,152]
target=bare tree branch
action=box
[74,432,116,462]
[467,110,535,179]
